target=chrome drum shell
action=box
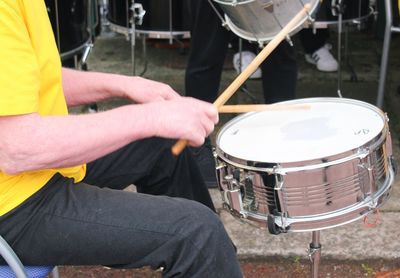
[213,0,320,43]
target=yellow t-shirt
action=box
[0,0,86,215]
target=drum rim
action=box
[108,21,191,39]
[215,97,389,173]
[310,6,375,26]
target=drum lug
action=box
[285,35,294,47]
[130,3,146,26]
[225,174,237,191]
[384,113,390,123]
[230,0,238,7]
[207,0,230,31]
[223,189,245,217]
[305,16,318,34]
[307,14,316,24]
[330,0,346,17]
[273,173,284,191]
[356,147,370,159]
[215,151,227,190]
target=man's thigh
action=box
[1,174,212,267]
[81,138,215,211]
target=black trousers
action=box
[299,28,330,54]
[185,0,298,104]
[0,138,242,278]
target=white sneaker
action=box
[305,44,338,72]
[233,51,262,79]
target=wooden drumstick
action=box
[171,4,312,156]
[218,104,310,113]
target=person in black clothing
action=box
[184,0,298,187]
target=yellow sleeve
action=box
[0,0,40,116]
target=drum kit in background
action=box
[43,1,396,277]
[45,0,100,112]
[43,0,397,103]
[214,0,376,100]
[107,0,189,40]
[44,0,100,69]
[104,0,190,75]
[213,0,372,43]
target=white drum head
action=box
[217,98,385,163]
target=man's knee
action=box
[176,200,228,245]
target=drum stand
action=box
[308,231,322,278]
[331,0,369,98]
[128,0,189,76]
[331,0,345,98]
[236,38,261,103]
[377,0,400,108]
[128,0,146,76]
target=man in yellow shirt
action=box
[0,1,242,276]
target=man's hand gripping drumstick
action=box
[171,4,312,156]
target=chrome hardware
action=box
[274,173,284,190]
[285,35,294,46]
[130,3,146,26]
[222,175,245,217]
[80,43,94,66]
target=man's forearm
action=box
[62,68,129,106]
[0,105,153,175]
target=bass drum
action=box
[107,0,190,39]
[213,0,320,43]
[45,0,91,59]
[313,0,372,26]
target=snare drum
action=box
[45,0,91,59]
[216,98,394,233]
[313,0,372,26]
[107,0,190,39]
[213,0,320,43]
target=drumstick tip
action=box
[171,139,188,156]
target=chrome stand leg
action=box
[169,0,173,45]
[337,12,343,98]
[377,0,393,108]
[345,25,358,82]
[129,1,146,76]
[131,33,147,76]
[308,231,321,278]
[131,31,136,75]
[237,38,259,102]
[140,35,148,76]
[130,1,137,76]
